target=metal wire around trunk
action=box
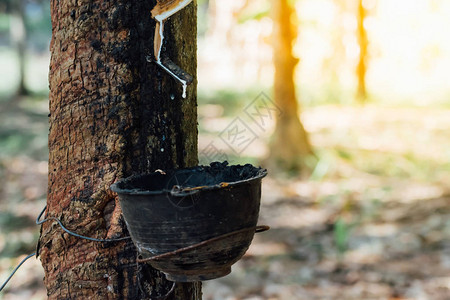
[0,253,36,292]
[36,205,131,243]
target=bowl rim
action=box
[110,164,267,196]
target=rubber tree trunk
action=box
[356,0,368,102]
[9,0,28,96]
[38,0,201,299]
[270,0,313,172]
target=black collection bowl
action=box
[110,162,267,282]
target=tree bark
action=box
[356,0,368,102]
[38,0,200,299]
[270,0,313,172]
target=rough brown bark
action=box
[270,0,313,172]
[38,0,200,299]
[357,0,368,102]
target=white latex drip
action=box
[182,83,187,99]
[157,20,164,63]
[157,61,188,99]
[154,0,193,99]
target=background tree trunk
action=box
[38,0,200,299]
[9,0,28,96]
[270,0,313,172]
[356,0,368,102]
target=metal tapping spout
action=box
[151,0,194,98]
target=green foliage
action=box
[309,153,332,181]
[198,87,266,116]
[0,98,49,161]
[334,217,350,255]
[336,149,352,161]
[26,3,51,32]
[0,13,9,31]
[238,7,270,23]
[0,0,51,50]
[237,0,270,23]
[0,211,37,258]
[0,212,34,232]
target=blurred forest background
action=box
[1,0,450,299]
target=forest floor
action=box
[1,96,450,300]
